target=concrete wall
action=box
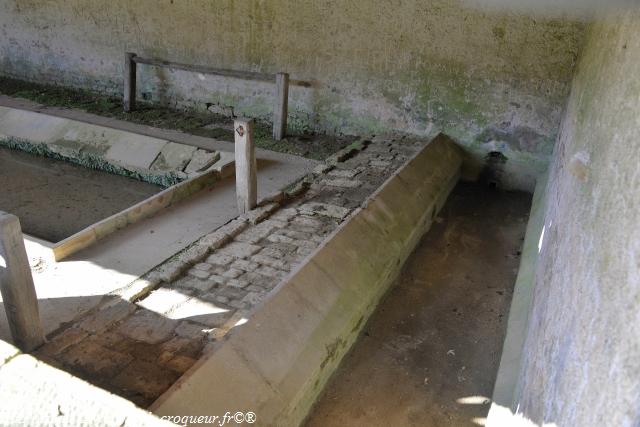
[487,171,547,425]
[0,0,584,190]
[504,10,640,427]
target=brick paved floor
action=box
[35,136,423,407]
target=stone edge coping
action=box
[0,104,222,187]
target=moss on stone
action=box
[0,137,181,188]
[0,76,352,160]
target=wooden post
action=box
[234,118,257,214]
[0,212,44,352]
[273,72,289,140]
[124,52,137,112]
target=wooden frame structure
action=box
[124,52,308,141]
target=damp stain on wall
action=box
[0,0,586,190]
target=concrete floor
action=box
[306,183,531,427]
[0,147,162,242]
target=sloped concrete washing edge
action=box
[0,106,222,186]
[150,135,463,426]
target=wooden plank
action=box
[0,212,44,352]
[273,73,290,140]
[132,55,312,87]
[133,56,274,83]
[124,52,137,112]
[234,118,257,214]
[289,78,312,88]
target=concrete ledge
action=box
[0,105,222,186]
[151,134,463,426]
[0,340,174,426]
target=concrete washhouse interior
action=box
[0,1,638,426]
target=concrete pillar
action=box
[234,118,257,214]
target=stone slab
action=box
[138,288,193,315]
[104,133,167,170]
[0,107,69,143]
[151,142,198,172]
[117,311,177,345]
[0,105,225,183]
[78,300,137,334]
[184,149,221,174]
[167,299,234,328]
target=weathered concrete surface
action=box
[151,136,462,425]
[0,130,316,344]
[306,183,531,427]
[0,105,220,186]
[0,1,584,190]
[494,10,640,427]
[487,172,547,423]
[0,341,175,426]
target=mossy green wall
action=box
[0,0,584,190]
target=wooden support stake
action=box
[234,118,257,214]
[273,72,289,140]
[0,212,44,352]
[124,52,137,112]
